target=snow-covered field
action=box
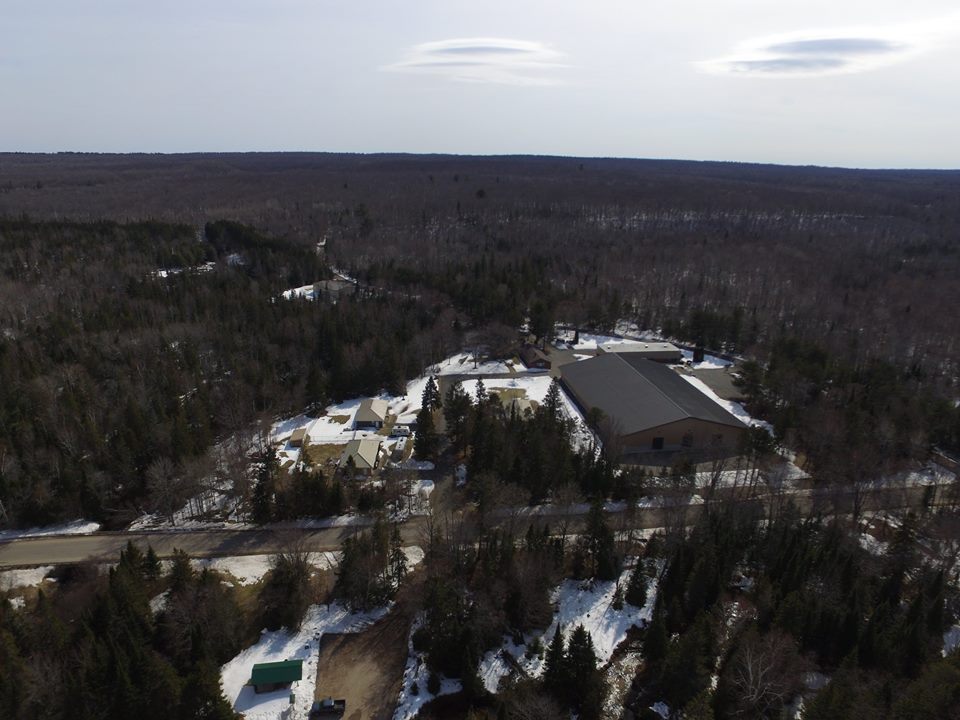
[478,565,656,692]
[429,352,519,376]
[0,519,100,541]
[393,614,463,720]
[221,602,391,720]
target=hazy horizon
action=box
[3,0,959,169]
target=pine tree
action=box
[645,607,669,664]
[444,381,472,453]
[251,448,277,524]
[422,375,442,411]
[626,561,648,608]
[585,497,619,580]
[543,624,568,699]
[169,548,194,593]
[566,625,604,719]
[143,545,162,582]
[390,523,408,585]
[179,658,236,720]
[414,405,439,461]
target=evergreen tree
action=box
[585,497,619,580]
[681,690,715,720]
[414,405,439,460]
[444,381,472,453]
[566,625,604,720]
[251,448,278,524]
[626,561,648,608]
[543,624,568,698]
[422,375,442,410]
[169,548,195,593]
[390,523,408,586]
[179,658,237,720]
[143,545,162,582]
[645,607,669,664]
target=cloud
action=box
[383,38,567,86]
[696,19,956,78]
[766,38,905,56]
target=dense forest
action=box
[0,218,462,527]
[3,147,960,718]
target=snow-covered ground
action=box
[128,487,248,531]
[393,614,463,720]
[478,564,656,692]
[679,348,733,370]
[221,602,391,720]
[679,374,774,434]
[0,566,54,591]
[0,519,100,541]
[429,352,519,376]
[193,555,275,586]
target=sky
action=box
[2,0,959,168]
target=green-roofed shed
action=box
[250,659,303,693]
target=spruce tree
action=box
[422,375,442,411]
[179,658,236,720]
[645,607,669,664]
[143,545,162,582]
[543,624,568,699]
[626,562,648,608]
[390,523,408,586]
[414,405,439,460]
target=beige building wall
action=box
[620,418,745,454]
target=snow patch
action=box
[0,519,100,541]
[944,625,960,657]
[0,566,54,591]
[393,614,463,720]
[478,564,656,691]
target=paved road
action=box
[0,482,942,569]
[0,522,432,568]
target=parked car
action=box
[309,697,346,718]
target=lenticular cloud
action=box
[696,22,942,78]
[383,38,567,86]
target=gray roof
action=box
[355,398,388,423]
[341,438,382,470]
[560,354,746,434]
[599,341,681,356]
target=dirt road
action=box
[314,608,411,720]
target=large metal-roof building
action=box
[560,354,746,460]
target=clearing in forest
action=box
[314,606,411,720]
